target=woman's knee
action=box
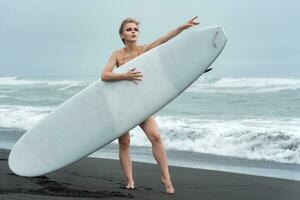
[149,132,162,145]
[118,134,130,149]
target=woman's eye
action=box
[126,28,139,32]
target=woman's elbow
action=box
[101,73,108,81]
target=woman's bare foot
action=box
[161,177,175,194]
[126,181,135,190]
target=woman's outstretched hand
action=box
[180,16,200,30]
[125,67,143,84]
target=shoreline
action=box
[1,127,300,182]
[91,143,300,182]
[1,149,300,200]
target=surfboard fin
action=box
[204,68,213,73]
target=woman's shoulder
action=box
[112,48,124,56]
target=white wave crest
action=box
[188,77,300,93]
[0,77,44,86]
[0,76,89,91]
[0,105,52,129]
[0,94,9,98]
[127,116,300,164]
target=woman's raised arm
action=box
[142,16,200,52]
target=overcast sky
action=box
[1,0,299,78]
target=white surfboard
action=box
[9,26,227,177]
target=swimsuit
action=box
[117,47,140,67]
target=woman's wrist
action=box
[121,73,129,80]
[178,25,186,31]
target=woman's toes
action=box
[126,182,135,190]
[161,178,175,194]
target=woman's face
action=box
[121,22,139,44]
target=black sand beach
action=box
[0,149,300,200]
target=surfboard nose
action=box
[212,27,228,50]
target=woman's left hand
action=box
[180,16,200,30]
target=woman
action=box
[101,16,199,194]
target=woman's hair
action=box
[119,18,140,44]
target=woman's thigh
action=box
[139,117,161,142]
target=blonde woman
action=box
[101,16,199,194]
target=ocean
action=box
[1,75,300,179]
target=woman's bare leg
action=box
[139,117,174,194]
[118,132,135,189]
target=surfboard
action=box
[9,26,227,177]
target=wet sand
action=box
[1,149,300,200]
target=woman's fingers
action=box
[181,16,200,29]
[189,16,198,23]
[133,77,142,81]
[189,16,200,25]
[132,72,142,79]
[190,16,198,21]
[131,77,141,84]
[132,79,138,85]
[132,72,143,76]
[129,68,142,75]
[132,74,143,79]
[127,68,143,84]
[130,69,142,76]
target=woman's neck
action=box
[124,42,138,53]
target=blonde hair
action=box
[119,18,140,44]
